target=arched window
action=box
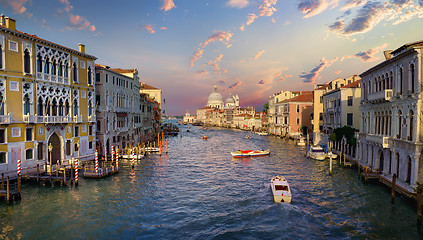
[44,57,50,74]
[73,62,78,82]
[399,68,403,94]
[23,94,30,115]
[73,99,78,116]
[88,66,92,85]
[24,49,31,74]
[409,110,413,141]
[45,99,51,116]
[88,101,92,116]
[59,99,64,116]
[52,98,57,116]
[37,97,43,116]
[58,61,63,77]
[381,75,385,90]
[390,71,393,90]
[52,59,57,76]
[97,120,101,132]
[37,54,42,73]
[0,92,4,115]
[65,100,70,116]
[398,110,402,138]
[406,157,412,183]
[64,62,69,78]
[396,153,400,178]
[410,64,415,93]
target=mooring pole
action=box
[391,174,397,204]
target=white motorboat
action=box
[296,137,306,147]
[231,149,270,158]
[326,152,338,159]
[121,154,144,159]
[270,176,292,203]
[257,132,269,136]
[308,146,326,161]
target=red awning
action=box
[117,112,127,117]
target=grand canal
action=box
[1,124,422,239]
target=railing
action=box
[0,113,11,124]
[367,89,393,102]
[64,77,69,85]
[73,115,82,123]
[366,134,390,148]
[23,114,36,123]
[58,76,63,84]
[44,74,50,81]
[51,75,57,82]
[37,72,43,79]
[88,115,96,122]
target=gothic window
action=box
[52,59,57,76]
[409,110,414,141]
[88,101,92,116]
[44,57,50,74]
[58,61,63,77]
[398,110,402,138]
[65,62,69,78]
[399,68,403,94]
[23,94,30,115]
[52,98,57,116]
[46,99,51,116]
[410,64,415,93]
[390,71,393,90]
[37,54,42,73]
[65,100,70,116]
[73,99,79,116]
[59,99,64,116]
[24,49,31,74]
[88,66,92,85]
[37,97,43,116]
[73,62,77,82]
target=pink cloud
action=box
[240,13,258,31]
[161,0,176,12]
[190,48,204,67]
[227,0,249,8]
[259,0,278,16]
[2,0,32,17]
[70,14,91,30]
[190,31,233,67]
[300,57,338,84]
[145,24,156,34]
[254,50,265,60]
[334,70,342,74]
[226,79,244,91]
[197,69,208,75]
[298,0,333,19]
[208,54,224,74]
[341,0,367,11]
[341,43,388,62]
[160,27,167,30]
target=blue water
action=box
[0,124,422,239]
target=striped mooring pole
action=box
[75,159,79,186]
[131,148,135,169]
[111,145,115,164]
[17,159,21,177]
[116,146,119,170]
[95,150,99,174]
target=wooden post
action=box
[1,173,4,190]
[344,144,347,166]
[365,167,368,182]
[417,187,422,224]
[391,174,396,204]
[17,176,21,196]
[306,134,309,158]
[329,151,333,175]
[143,143,146,156]
[358,163,361,180]
[70,162,74,184]
[166,139,168,154]
[56,163,59,177]
[36,164,40,184]
[340,141,343,165]
[63,166,67,185]
[6,177,10,202]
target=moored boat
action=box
[257,132,269,136]
[326,152,338,159]
[308,146,326,161]
[202,135,208,140]
[231,149,270,158]
[245,135,251,139]
[296,137,305,147]
[270,176,292,203]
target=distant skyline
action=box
[2,0,423,115]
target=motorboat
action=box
[231,149,270,158]
[308,146,326,161]
[270,176,292,203]
[121,154,144,159]
[326,152,338,159]
[245,135,251,139]
[257,132,269,136]
[296,137,306,147]
[202,135,208,140]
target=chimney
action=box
[0,14,5,26]
[79,43,85,53]
[4,16,16,30]
[383,50,392,60]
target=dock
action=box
[83,162,118,178]
[0,175,21,203]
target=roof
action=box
[341,80,361,88]
[315,84,329,90]
[109,68,137,74]
[279,93,313,103]
[199,106,212,110]
[391,40,423,55]
[0,23,96,60]
[140,82,160,90]
[236,113,252,118]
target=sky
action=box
[1,0,423,115]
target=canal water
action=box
[1,124,422,239]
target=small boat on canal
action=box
[202,135,208,140]
[257,132,269,136]
[296,137,305,147]
[326,152,338,159]
[270,176,292,203]
[231,149,270,158]
[245,135,251,139]
[308,146,326,161]
[121,154,144,159]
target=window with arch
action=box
[52,98,57,116]
[409,110,414,141]
[23,94,31,115]
[45,99,51,116]
[398,110,402,138]
[0,44,3,69]
[64,62,69,78]
[97,120,101,132]
[59,99,64,116]
[73,99,79,116]
[37,97,43,116]
[44,57,50,74]
[52,59,57,76]
[65,100,70,116]
[24,49,31,74]
[410,64,415,93]
[58,61,63,77]
[73,62,78,82]
[37,54,42,73]
[399,67,403,95]
[88,66,92,85]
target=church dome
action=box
[208,86,223,103]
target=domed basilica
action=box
[207,86,239,109]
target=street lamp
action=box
[48,143,53,174]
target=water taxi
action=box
[257,132,269,136]
[308,146,326,161]
[231,149,270,158]
[270,176,292,203]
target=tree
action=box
[263,102,269,113]
[329,126,357,145]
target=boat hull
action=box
[273,195,292,203]
[270,176,292,203]
[231,150,270,158]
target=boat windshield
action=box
[275,185,289,191]
[312,149,324,153]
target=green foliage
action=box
[331,126,357,145]
[263,102,269,113]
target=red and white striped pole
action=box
[95,150,98,174]
[116,146,119,170]
[17,159,21,177]
[166,139,168,154]
[75,159,79,186]
[159,141,162,156]
[111,145,115,164]
[131,148,135,169]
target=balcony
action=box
[51,75,57,82]
[73,115,82,123]
[23,114,36,123]
[44,74,50,81]
[366,134,390,148]
[367,89,393,103]
[0,113,11,124]
[88,115,96,122]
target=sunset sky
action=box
[2,0,423,115]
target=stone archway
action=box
[48,132,61,165]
